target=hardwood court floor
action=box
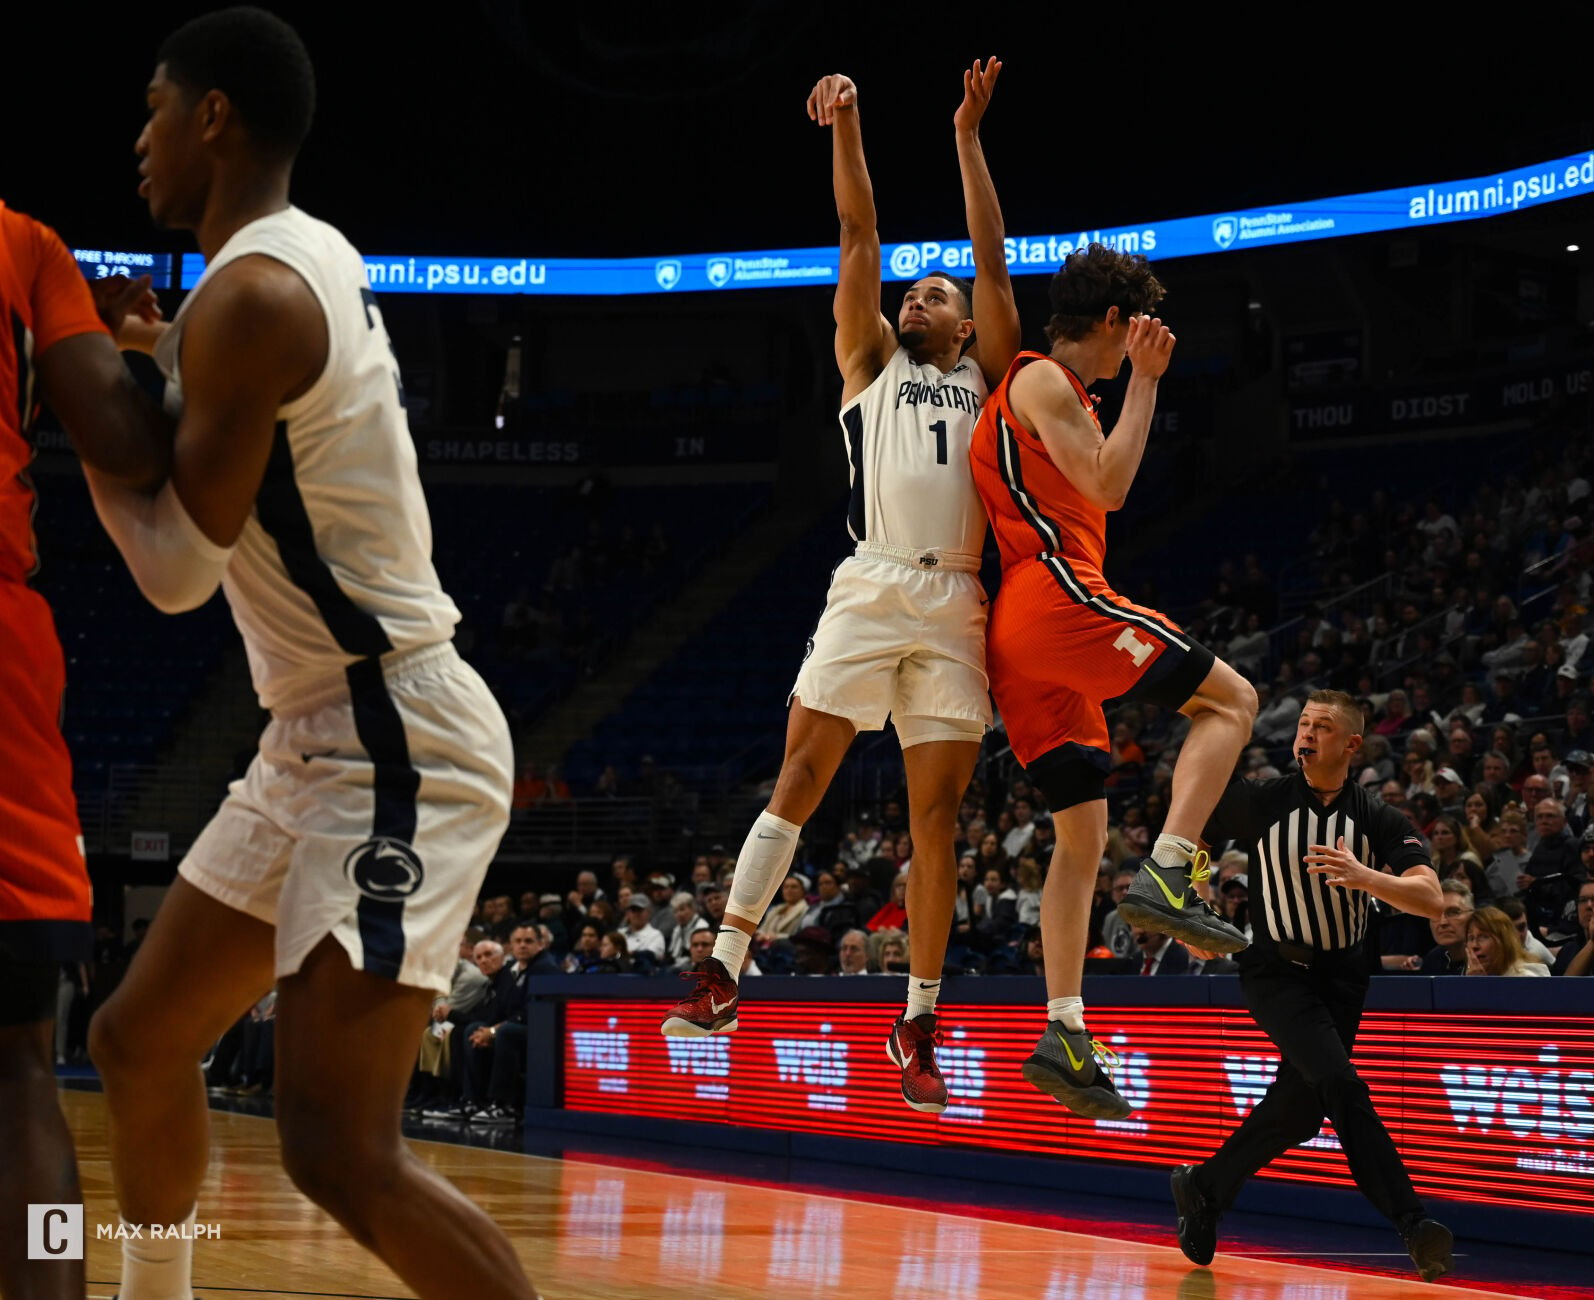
[61,1090,1549,1300]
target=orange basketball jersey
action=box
[969,350,1110,586]
[0,201,100,956]
[969,351,1202,768]
[0,201,108,583]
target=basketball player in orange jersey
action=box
[81,10,538,1300]
[968,245,1255,1118]
[0,203,169,1298]
[662,60,1020,1116]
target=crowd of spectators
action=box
[183,442,1594,1130]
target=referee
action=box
[1169,690,1455,1281]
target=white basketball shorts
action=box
[179,642,512,993]
[790,542,991,741]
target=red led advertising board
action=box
[563,1001,1594,1215]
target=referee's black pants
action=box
[1196,952,1425,1227]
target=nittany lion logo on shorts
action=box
[802,637,816,662]
[344,837,425,901]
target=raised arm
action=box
[807,72,893,401]
[1010,314,1174,511]
[953,57,1020,386]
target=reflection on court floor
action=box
[61,1091,1543,1300]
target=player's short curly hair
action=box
[158,6,315,162]
[1044,244,1166,345]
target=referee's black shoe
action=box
[1170,1164,1219,1266]
[1400,1216,1454,1281]
[1021,1023,1133,1119]
[1116,853,1248,954]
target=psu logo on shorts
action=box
[802,637,815,662]
[344,837,426,901]
[1212,216,1239,249]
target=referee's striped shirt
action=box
[1203,772,1431,954]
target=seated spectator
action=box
[974,831,1011,881]
[1015,925,1045,977]
[836,929,871,975]
[843,865,883,920]
[1217,874,1252,943]
[537,893,568,953]
[1099,869,1137,959]
[1523,797,1583,885]
[1485,806,1530,898]
[807,869,857,940]
[1551,878,1594,975]
[562,923,603,973]
[681,926,717,974]
[594,931,630,973]
[1492,896,1555,969]
[952,855,979,948]
[1003,798,1039,858]
[1403,752,1436,800]
[1375,688,1412,737]
[790,925,838,976]
[478,894,516,942]
[1133,925,1190,975]
[1465,907,1549,976]
[643,873,680,942]
[753,875,807,945]
[1462,790,1498,841]
[869,929,910,974]
[1520,773,1552,823]
[1428,815,1491,904]
[563,870,605,929]
[1119,805,1151,857]
[1433,766,1468,814]
[1408,791,1441,835]
[1014,858,1043,928]
[1417,880,1474,974]
[665,893,709,969]
[867,872,909,933]
[1564,749,1591,834]
[1356,733,1395,788]
[620,898,666,967]
[976,868,1019,943]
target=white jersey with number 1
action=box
[838,346,989,556]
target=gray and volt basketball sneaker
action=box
[1021,1023,1133,1120]
[1115,851,1248,954]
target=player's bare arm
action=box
[161,256,326,544]
[81,255,325,611]
[1011,314,1174,511]
[1305,837,1444,920]
[953,57,1020,386]
[36,331,173,493]
[809,73,893,403]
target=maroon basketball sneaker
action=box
[660,956,740,1036]
[885,1013,948,1113]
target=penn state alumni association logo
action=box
[1212,216,1239,249]
[344,837,425,901]
[706,257,733,288]
[654,259,683,290]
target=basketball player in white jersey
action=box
[84,12,538,1300]
[661,60,1020,1114]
